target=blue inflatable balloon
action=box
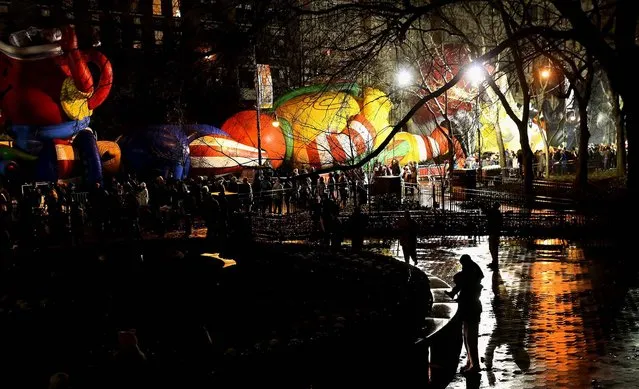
[118,125,191,180]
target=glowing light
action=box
[540,68,551,79]
[467,63,485,87]
[201,253,237,268]
[272,120,280,128]
[396,68,412,87]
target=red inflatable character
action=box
[0,25,113,184]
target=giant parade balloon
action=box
[221,83,466,169]
[0,25,113,186]
[221,111,284,168]
[188,124,268,176]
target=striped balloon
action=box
[54,140,76,178]
[54,140,121,179]
[374,127,464,167]
[305,113,377,168]
[189,135,268,176]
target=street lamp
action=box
[540,68,551,81]
[467,64,486,87]
[395,68,412,132]
[538,67,552,177]
[467,63,486,175]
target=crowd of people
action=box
[463,143,619,178]
[0,167,378,257]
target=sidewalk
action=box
[390,237,638,389]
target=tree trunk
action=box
[448,136,455,178]
[495,121,506,175]
[624,97,637,194]
[574,101,590,190]
[613,92,627,176]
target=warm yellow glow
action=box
[172,0,181,17]
[540,68,551,79]
[153,0,162,16]
[533,238,565,246]
[272,120,280,128]
[528,247,591,386]
[201,253,237,268]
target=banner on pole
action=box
[255,64,273,109]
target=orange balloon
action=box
[97,141,121,175]
[221,110,286,169]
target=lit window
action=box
[153,0,162,16]
[172,0,181,17]
[154,30,164,45]
[133,41,142,49]
[41,7,50,16]
[134,17,141,25]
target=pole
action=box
[254,44,263,167]
[256,79,262,166]
[476,91,482,184]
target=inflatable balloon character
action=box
[373,127,465,168]
[222,83,465,169]
[0,25,114,185]
[117,124,267,180]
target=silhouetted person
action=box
[111,330,148,389]
[203,188,220,244]
[446,254,484,374]
[310,196,322,242]
[348,206,368,252]
[48,372,70,389]
[398,209,418,266]
[482,202,502,269]
[216,188,229,246]
[70,199,85,246]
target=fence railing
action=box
[70,192,89,204]
[248,207,613,243]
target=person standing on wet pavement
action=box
[398,209,419,266]
[446,254,484,374]
[482,202,503,269]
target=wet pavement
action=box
[389,237,639,389]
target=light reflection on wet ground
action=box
[388,238,639,389]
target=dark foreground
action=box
[0,240,438,389]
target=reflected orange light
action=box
[201,253,236,268]
[528,247,591,386]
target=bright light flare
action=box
[540,68,551,79]
[272,120,280,128]
[396,68,412,87]
[467,64,485,87]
